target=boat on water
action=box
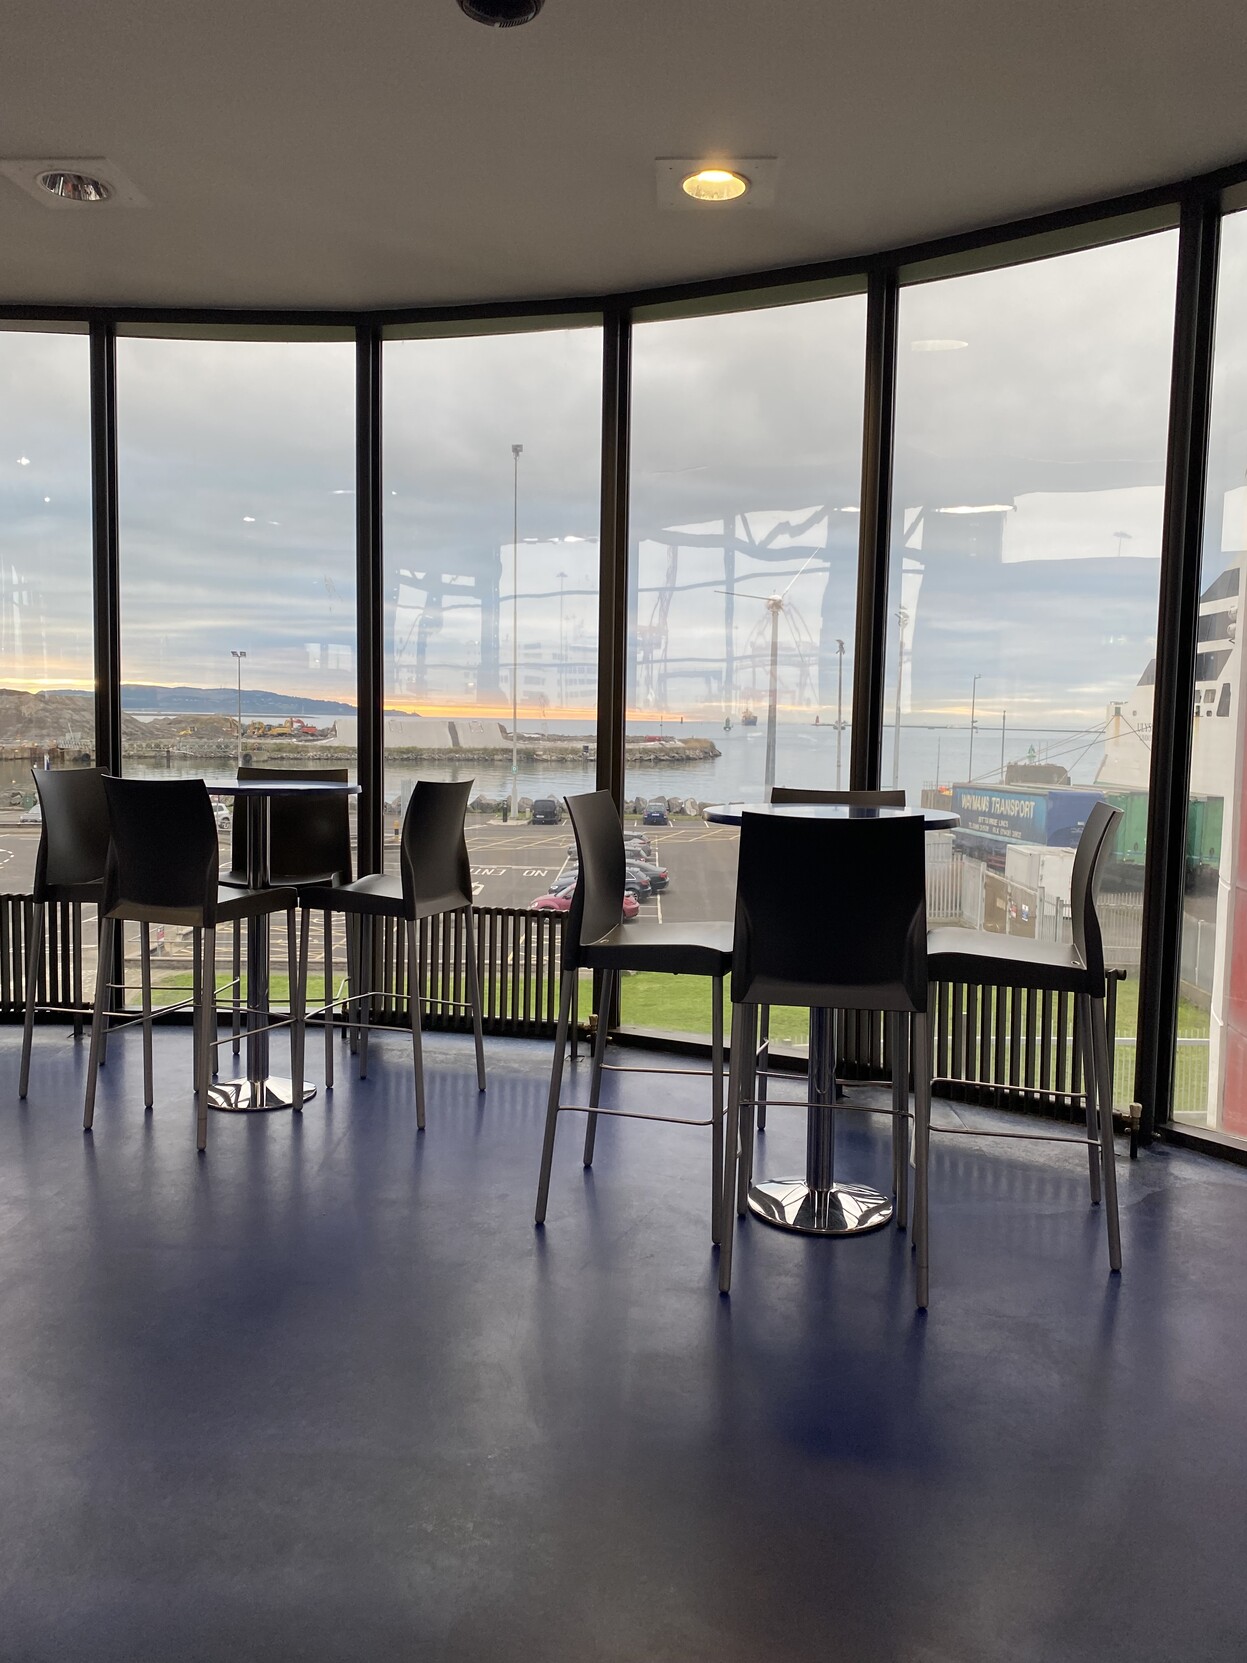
[740,708,758,727]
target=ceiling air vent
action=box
[457,1,545,25]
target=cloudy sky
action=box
[2,215,1246,736]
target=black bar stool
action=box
[83,778,300,1152]
[19,767,110,1098]
[720,809,930,1297]
[297,779,485,1129]
[535,790,733,1244]
[926,800,1124,1288]
[754,786,905,1133]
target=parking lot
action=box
[0,811,741,922]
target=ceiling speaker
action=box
[457,1,545,25]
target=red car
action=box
[531,890,639,920]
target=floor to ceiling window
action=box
[115,333,358,1003]
[0,327,94,799]
[1183,209,1247,1136]
[886,230,1180,1106]
[381,323,602,910]
[623,289,868,1035]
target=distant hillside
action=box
[45,685,359,717]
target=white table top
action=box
[202,779,361,797]
[703,802,959,829]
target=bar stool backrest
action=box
[31,767,110,901]
[233,764,353,885]
[399,780,473,917]
[732,810,928,1012]
[563,791,627,971]
[1070,801,1122,984]
[770,786,905,807]
[101,777,219,921]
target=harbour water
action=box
[0,717,1107,809]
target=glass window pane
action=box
[116,336,357,1008]
[1183,210,1247,1135]
[382,325,603,905]
[0,329,94,853]
[117,337,358,777]
[623,293,868,1035]
[887,232,1180,1109]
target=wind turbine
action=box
[717,553,821,797]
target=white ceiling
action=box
[1,0,1245,312]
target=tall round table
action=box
[703,802,959,1236]
[203,778,360,1113]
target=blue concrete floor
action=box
[1,1021,1245,1662]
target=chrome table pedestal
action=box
[747,1007,893,1236]
[205,783,321,1114]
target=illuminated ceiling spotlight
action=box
[911,339,969,352]
[656,157,778,209]
[681,167,750,203]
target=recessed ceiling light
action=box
[656,157,778,210]
[17,456,30,466]
[911,339,969,352]
[0,157,148,208]
[38,170,111,203]
[681,167,750,203]
[457,0,544,25]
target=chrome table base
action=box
[747,1178,893,1235]
[208,1076,315,1112]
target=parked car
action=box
[18,804,42,825]
[532,890,639,921]
[213,801,232,830]
[643,799,670,826]
[550,863,651,901]
[568,835,656,862]
[531,797,563,825]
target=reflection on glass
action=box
[887,233,1179,1107]
[0,329,94,793]
[115,336,358,1007]
[381,326,602,893]
[622,293,868,1035]
[1186,212,1247,1135]
[116,336,358,775]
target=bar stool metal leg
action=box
[196,927,217,1152]
[719,1001,747,1294]
[323,911,335,1088]
[231,922,242,1056]
[891,1011,910,1231]
[710,974,724,1246]
[464,911,486,1093]
[535,970,576,1224]
[1077,993,1103,1205]
[287,910,303,1112]
[405,920,427,1131]
[139,922,154,1109]
[582,967,615,1166]
[1089,995,1122,1272]
[913,1010,932,1309]
[756,1004,770,1132]
[18,900,44,1100]
[84,915,115,1130]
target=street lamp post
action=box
[231,649,247,770]
[557,569,567,717]
[834,637,845,790]
[762,595,782,797]
[891,608,908,790]
[1000,709,1007,781]
[967,672,981,783]
[510,443,523,819]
